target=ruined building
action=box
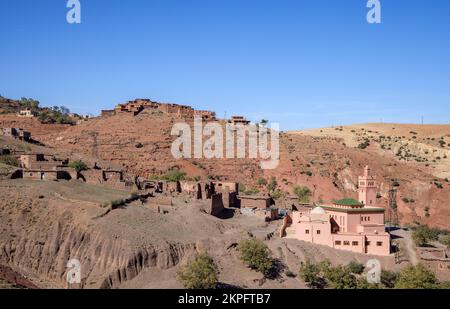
[101,99,216,120]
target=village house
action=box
[230,116,251,125]
[418,248,450,281]
[1,128,31,142]
[19,154,72,181]
[194,110,216,121]
[239,194,272,209]
[280,166,390,256]
[80,168,129,189]
[18,109,35,118]
[101,99,216,120]
[215,182,239,208]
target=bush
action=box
[299,260,324,289]
[285,270,296,278]
[412,225,439,247]
[266,177,278,192]
[381,270,399,288]
[238,239,273,276]
[178,253,218,289]
[293,186,312,203]
[69,160,88,172]
[257,177,267,186]
[395,264,438,289]
[346,261,365,275]
[0,155,19,167]
[440,234,450,249]
[323,265,357,289]
[244,187,260,195]
[163,168,186,182]
[110,199,125,209]
[271,189,284,200]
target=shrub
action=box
[293,186,312,203]
[395,264,438,289]
[135,142,144,148]
[244,187,260,195]
[266,177,278,192]
[299,260,324,289]
[323,265,357,289]
[412,225,439,246]
[163,168,186,182]
[346,261,365,275]
[285,270,296,278]
[440,234,450,249]
[0,155,19,167]
[68,160,88,172]
[271,189,284,200]
[178,253,218,289]
[381,270,399,288]
[238,239,273,276]
[257,177,267,186]
[110,199,125,209]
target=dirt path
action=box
[393,229,418,265]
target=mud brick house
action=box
[19,154,71,181]
[239,194,272,209]
[1,128,31,142]
[101,110,115,117]
[180,181,203,199]
[102,99,216,120]
[215,182,239,208]
[19,154,67,170]
[194,110,216,121]
[81,169,128,189]
[418,248,450,281]
[230,116,250,125]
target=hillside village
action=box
[1,95,450,289]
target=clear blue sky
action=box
[1,0,449,130]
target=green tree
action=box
[238,239,273,276]
[293,186,312,203]
[0,155,19,167]
[440,234,450,249]
[323,265,357,289]
[381,270,399,289]
[257,177,267,186]
[395,264,439,289]
[346,261,365,275]
[178,253,218,289]
[412,225,439,247]
[163,168,186,182]
[266,177,278,193]
[299,260,325,289]
[68,160,88,172]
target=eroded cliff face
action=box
[0,184,196,289]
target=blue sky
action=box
[1,0,449,130]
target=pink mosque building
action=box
[281,166,390,256]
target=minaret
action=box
[358,166,377,207]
